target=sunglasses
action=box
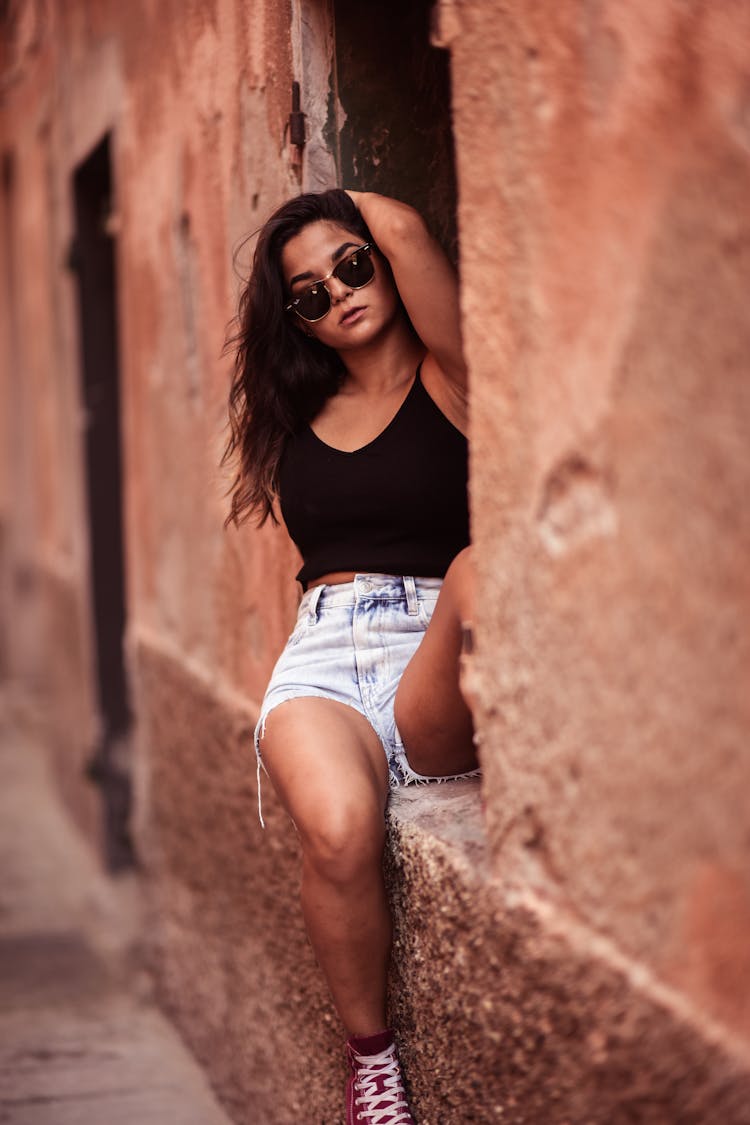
[285,243,375,323]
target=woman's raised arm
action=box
[346,191,467,397]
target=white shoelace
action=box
[352,1043,413,1124]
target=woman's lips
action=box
[339,306,366,326]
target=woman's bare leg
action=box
[259,697,392,1036]
[394,546,478,777]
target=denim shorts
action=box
[253,573,478,826]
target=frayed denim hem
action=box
[389,749,482,790]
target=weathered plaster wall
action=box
[111,0,301,699]
[0,0,303,836]
[443,0,750,1042]
[0,6,104,837]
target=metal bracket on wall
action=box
[289,81,307,147]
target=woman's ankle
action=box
[348,1028,394,1055]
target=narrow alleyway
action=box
[0,692,234,1125]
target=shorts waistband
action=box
[299,574,443,618]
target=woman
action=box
[223,188,479,1125]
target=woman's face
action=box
[280,220,400,351]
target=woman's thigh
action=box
[259,697,390,866]
[394,548,477,776]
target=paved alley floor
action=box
[0,698,235,1125]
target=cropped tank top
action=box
[277,364,469,588]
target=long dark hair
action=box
[222,189,374,528]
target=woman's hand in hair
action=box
[343,191,467,406]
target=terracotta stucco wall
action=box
[0,0,302,834]
[112,0,301,703]
[0,3,102,829]
[2,1,749,1122]
[445,0,750,1038]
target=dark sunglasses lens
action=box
[292,247,373,321]
[336,247,374,288]
[296,283,331,321]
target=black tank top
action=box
[278,364,469,588]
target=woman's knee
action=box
[300,799,386,886]
[448,543,472,574]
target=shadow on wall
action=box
[332,0,458,262]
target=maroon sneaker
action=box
[346,1030,415,1124]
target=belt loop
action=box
[307,583,325,623]
[403,575,418,616]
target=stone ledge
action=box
[386,782,750,1125]
[390,777,486,858]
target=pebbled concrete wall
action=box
[388,786,750,1125]
[2,1,749,1122]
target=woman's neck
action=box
[337,320,424,396]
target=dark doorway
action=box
[71,135,133,871]
[333,0,458,262]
